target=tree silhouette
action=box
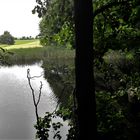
[0,31,15,45]
[74,0,97,139]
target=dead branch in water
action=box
[27,68,43,121]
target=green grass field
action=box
[14,39,36,45]
[0,39,42,50]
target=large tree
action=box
[33,0,96,139]
[74,0,96,139]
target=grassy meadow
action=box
[1,39,42,50]
[0,39,75,65]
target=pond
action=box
[0,63,68,140]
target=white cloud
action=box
[0,0,40,37]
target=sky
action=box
[0,0,40,38]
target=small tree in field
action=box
[0,31,15,45]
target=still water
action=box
[0,63,68,140]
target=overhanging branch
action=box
[93,0,132,19]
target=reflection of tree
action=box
[42,59,75,107]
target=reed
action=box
[7,46,74,65]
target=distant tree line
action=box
[0,31,15,45]
[0,31,39,45]
[18,36,39,40]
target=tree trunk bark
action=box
[74,0,97,139]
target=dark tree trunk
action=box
[74,0,97,139]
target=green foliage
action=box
[31,0,140,139]
[33,0,74,48]
[93,0,140,61]
[0,31,15,45]
[34,112,63,140]
[53,21,74,49]
[95,48,140,139]
[93,5,140,138]
[96,91,127,139]
[0,48,14,65]
[34,105,77,140]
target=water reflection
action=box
[0,63,58,139]
[43,59,75,107]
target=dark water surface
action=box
[0,63,68,140]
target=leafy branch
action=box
[93,0,132,19]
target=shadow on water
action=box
[42,58,75,107]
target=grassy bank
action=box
[1,40,74,65]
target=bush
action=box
[0,31,15,45]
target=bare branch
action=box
[30,74,43,79]
[37,81,43,106]
[27,69,37,107]
[27,69,44,121]
[27,68,47,139]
